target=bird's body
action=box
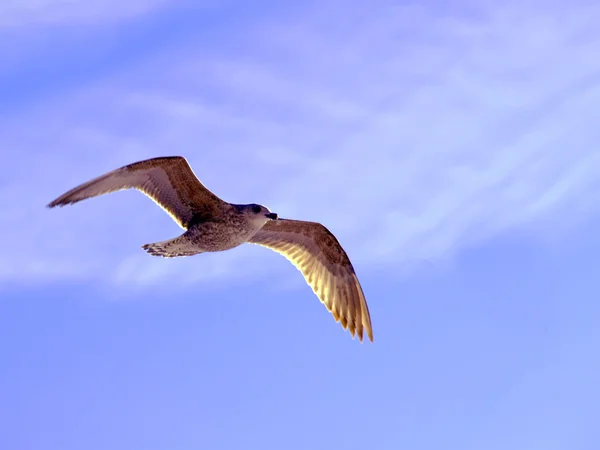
[176,211,257,252]
[143,205,272,257]
[47,156,373,342]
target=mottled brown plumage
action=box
[47,156,373,342]
[250,219,373,341]
[47,156,223,229]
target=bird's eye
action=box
[251,205,262,213]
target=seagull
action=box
[47,156,373,342]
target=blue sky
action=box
[2,0,600,449]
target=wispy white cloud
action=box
[2,1,600,288]
[0,0,172,26]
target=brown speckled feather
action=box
[47,156,225,229]
[249,218,373,342]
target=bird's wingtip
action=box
[357,329,374,343]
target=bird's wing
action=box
[47,156,226,229]
[249,218,373,342]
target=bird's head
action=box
[244,203,278,222]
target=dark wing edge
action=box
[47,156,226,229]
[249,218,373,342]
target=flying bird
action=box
[47,156,373,342]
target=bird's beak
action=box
[265,212,278,220]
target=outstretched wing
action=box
[249,218,373,342]
[47,156,226,229]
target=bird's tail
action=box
[142,234,203,258]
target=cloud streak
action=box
[0,0,171,27]
[2,1,600,288]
